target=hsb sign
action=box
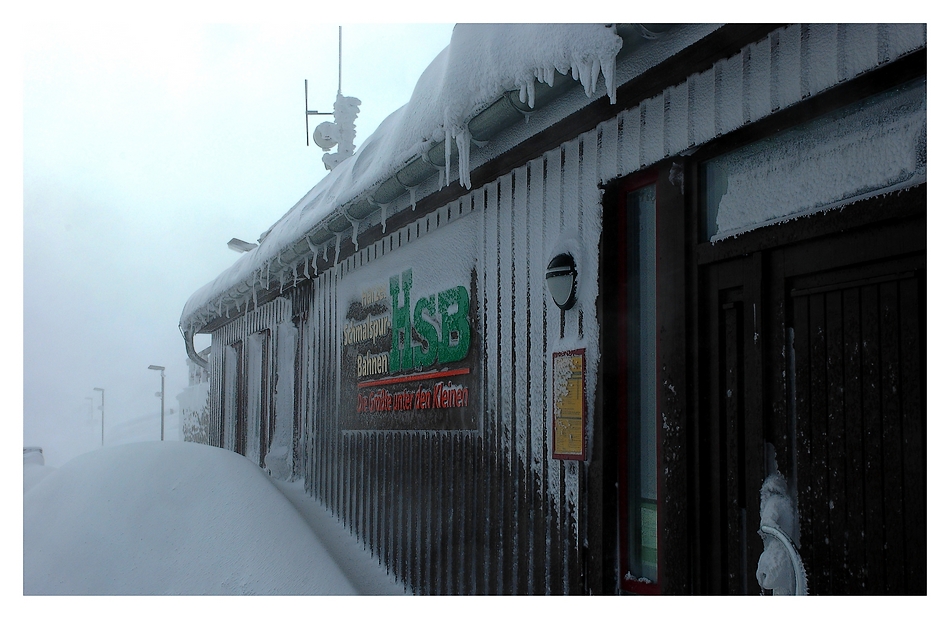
[389,269,471,372]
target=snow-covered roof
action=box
[180,24,630,333]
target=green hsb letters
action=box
[389,269,470,372]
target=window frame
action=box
[612,168,663,595]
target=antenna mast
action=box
[304,25,361,171]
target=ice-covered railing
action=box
[181,24,629,334]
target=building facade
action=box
[180,24,926,594]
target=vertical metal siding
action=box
[208,298,290,453]
[527,156,547,595]
[294,162,600,593]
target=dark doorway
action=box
[694,185,926,594]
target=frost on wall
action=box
[245,332,265,465]
[708,77,926,239]
[264,321,298,481]
[178,348,212,444]
[177,382,211,444]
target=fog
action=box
[21,19,454,466]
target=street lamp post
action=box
[148,365,165,440]
[93,388,105,447]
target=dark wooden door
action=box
[789,264,926,594]
[695,187,926,594]
[697,252,767,595]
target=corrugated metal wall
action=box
[299,135,606,593]
[198,24,927,594]
[208,298,291,454]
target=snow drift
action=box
[23,448,56,494]
[23,441,357,595]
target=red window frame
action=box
[614,169,662,595]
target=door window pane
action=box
[625,184,658,583]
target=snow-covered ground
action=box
[23,441,403,595]
[19,442,939,613]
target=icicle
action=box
[591,57,601,96]
[306,237,319,273]
[380,202,388,233]
[322,243,328,261]
[409,186,417,211]
[603,54,617,104]
[303,258,310,279]
[350,220,359,250]
[252,286,258,310]
[519,81,528,104]
[526,80,536,109]
[334,232,342,266]
[444,128,452,187]
[579,61,593,96]
[456,126,472,190]
[279,271,286,293]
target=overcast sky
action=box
[17,16,455,466]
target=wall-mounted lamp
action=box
[546,253,578,311]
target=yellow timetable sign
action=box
[552,349,586,460]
